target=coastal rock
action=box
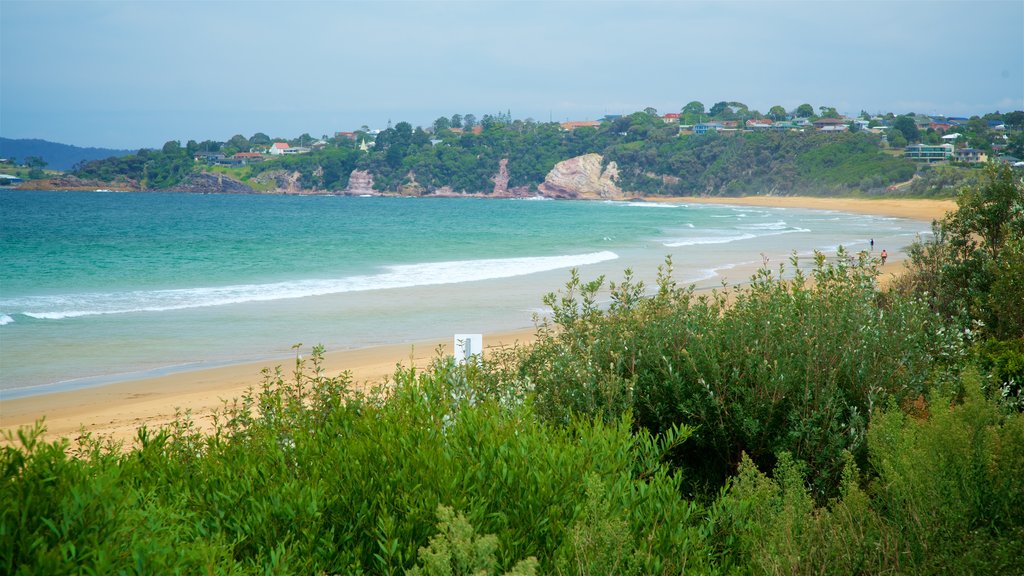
[17,174,140,191]
[345,169,375,195]
[398,171,425,196]
[492,158,510,195]
[538,153,622,199]
[161,172,256,194]
[251,169,304,193]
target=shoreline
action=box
[0,196,955,448]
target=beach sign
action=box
[454,334,483,366]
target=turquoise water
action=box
[0,191,930,398]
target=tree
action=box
[681,101,706,124]
[818,106,840,119]
[644,107,658,116]
[450,114,463,129]
[709,101,731,117]
[768,105,788,121]
[250,132,271,146]
[899,164,1024,339]
[463,114,477,131]
[887,130,908,148]
[433,116,451,132]
[795,103,814,118]
[24,155,47,180]
[161,140,183,156]
[892,115,920,143]
[24,156,47,169]
[225,134,251,154]
[682,101,705,115]
[1002,111,1024,130]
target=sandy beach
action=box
[0,196,955,449]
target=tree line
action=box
[69,106,1023,196]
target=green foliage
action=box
[892,114,921,143]
[721,380,1024,574]
[898,163,1024,339]
[522,251,947,499]
[408,505,538,576]
[74,146,195,189]
[609,131,915,196]
[1,346,711,574]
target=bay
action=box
[0,190,929,398]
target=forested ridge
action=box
[68,111,924,197]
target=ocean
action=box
[0,190,930,398]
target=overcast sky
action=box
[2,0,1022,150]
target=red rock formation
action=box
[344,169,375,195]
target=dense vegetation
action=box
[3,167,1022,574]
[68,111,930,197]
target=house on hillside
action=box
[662,113,680,124]
[745,118,774,129]
[905,143,954,163]
[194,152,225,163]
[231,152,264,165]
[559,121,602,131]
[693,122,725,135]
[813,117,847,131]
[269,142,310,155]
[954,148,987,164]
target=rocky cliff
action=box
[537,153,623,199]
[162,172,257,194]
[344,169,375,195]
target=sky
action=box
[2,0,1022,150]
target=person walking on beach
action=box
[870,238,874,251]
[880,249,887,265]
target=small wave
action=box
[616,201,677,209]
[0,314,13,326]
[662,227,809,248]
[663,233,757,247]
[739,220,789,231]
[8,252,619,320]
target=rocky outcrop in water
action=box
[162,172,256,194]
[537,153,622,199]
[345,169,375,195]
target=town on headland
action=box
[2,102,1022,198]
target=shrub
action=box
[522,251,948,499]
[721,377,1024,575]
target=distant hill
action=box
[0,138,134,171]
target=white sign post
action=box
[453,334,483,366]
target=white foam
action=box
[663,233,758,247]
[0,314,13,326]
[661,227,809,248]
[10,251,619,320]
[739,220,789,231]
[612,201,677,209]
